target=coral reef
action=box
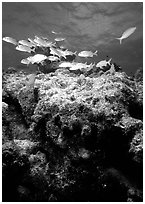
[2,68,143,201]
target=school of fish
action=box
[2,26,136,71]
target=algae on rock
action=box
[2,69,143,201]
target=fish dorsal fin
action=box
[108,58,112,64]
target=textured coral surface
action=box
[2,69,143,201]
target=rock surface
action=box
[2,69,143,201]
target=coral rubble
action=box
[2,69,143,201]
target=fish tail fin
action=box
[116,37,122,44]
[31,47,36,53]
[108,58,112,64]
[63,55,66,59]
[94,50,98,56]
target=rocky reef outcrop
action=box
[2,68,143,201]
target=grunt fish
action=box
[42,36,49,41]
[59,61,73,68]
[47,55,60,61]
[34,37,48,47]
[60,49,77,56]
[68,62,87,70]
[27,54,47,64]
[16,45,35,53]
[55,37,65,42]
[96,58,112,69]
[85,62,96,71]
[69,63,81,70]
[3,36,18,45]
[116,27,136,44]
[34,36,55,47]
[21,58,31,65]
[18,40,36,48]
[50,47,66,59]
[59,45,67,50]
[52,30,61,35]
[28,38,38,45]
[78,50,97,58]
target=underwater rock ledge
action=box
[2,69,143,202]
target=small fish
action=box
[3,36,18,45]
[55,37,65,42]
[85,62,96,71]
[69,63,81,70]
[50,47,66,59]
[59,61,73,68]
[116,27,136,44]
[96,58,112,69]
[28,54,47,64]
[85,62,95,69]
[33,37,48,47]
[61,50,77,56]
[47,56,60,61]
[42,36,49,41]
[109,63,116,74]
[79,62,94,70]
[28,38,38,45]
[16,45,35,53]
[77,62,88,68]
[21,58,31,65]
[56,49,77,58]
[59,45,67,50]
[67,62,84,71]
[18,40,36,48]
[74,62,94,71]
[55,48,66,56]
[34,36,54,47]
[52,30,61,35]
[78,50,97,58]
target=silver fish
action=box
[34,37,48,47]
[34,36,55,47]
[60,49,77,56]
[78,50,97,58]
[47,56,60,61]
[28,54,47,64]
[28,38,38,45]
[3,36,18,45]
[70,62,92,70]
[116,27,136,44]
[96,58,112,69]
[85,62,96,71]
[18,40,36,47]
[52,30,61,35]
[21,58,31,65]
[42,36,49,41]
[16,45,35,53]
[55,37,65,42]
[59,61,73,68]
[69,63,82,70]
[56,48,67,56]
[50,47,66,59]
[59,45,67,50]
